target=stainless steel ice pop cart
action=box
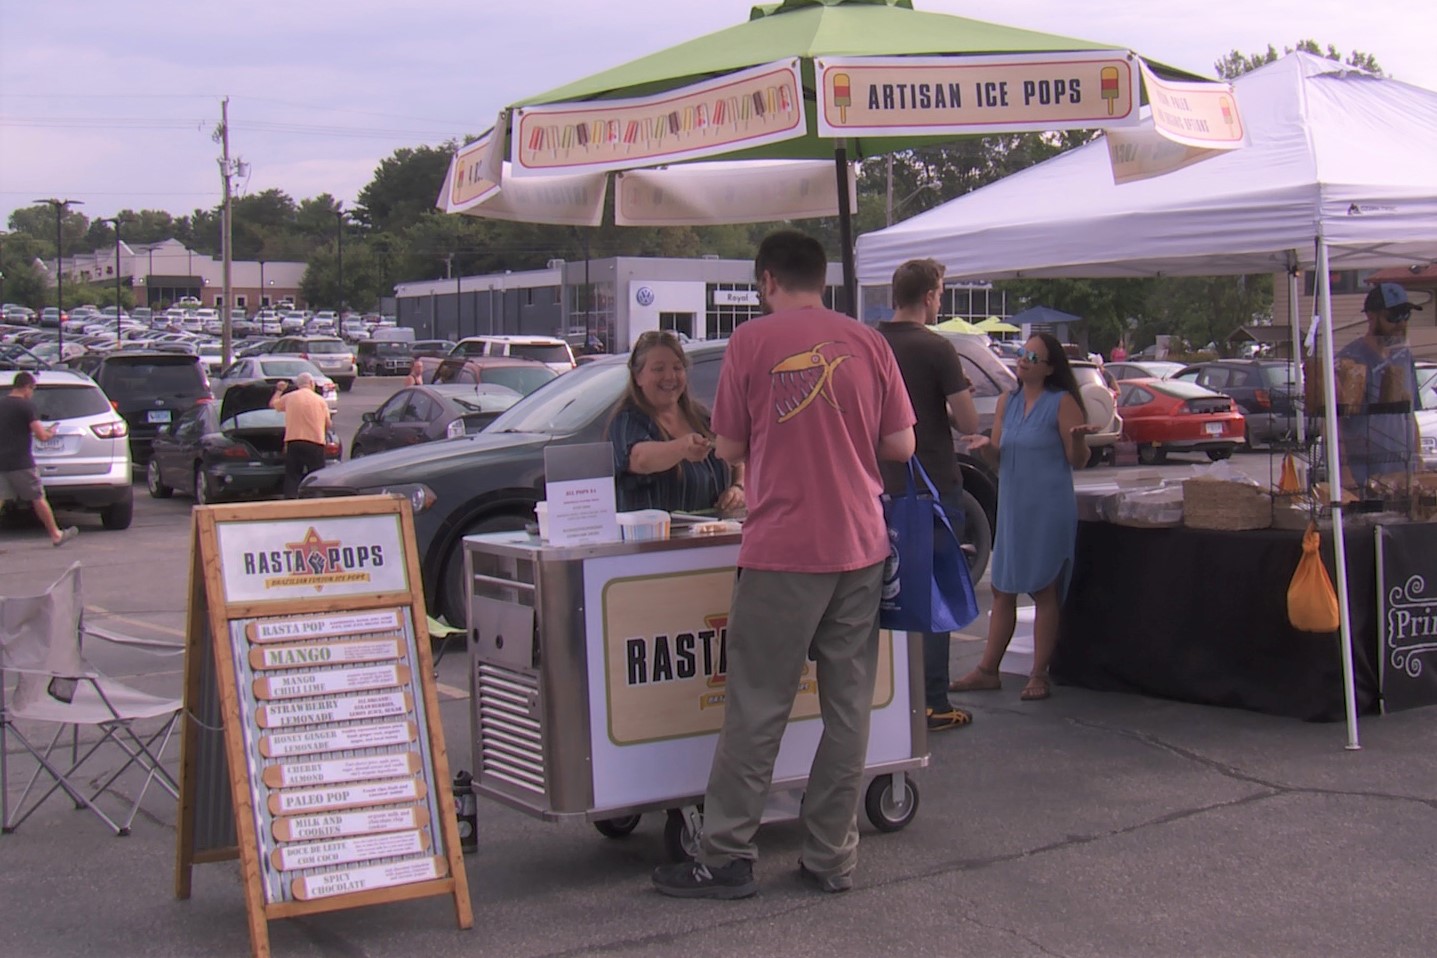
[462,527,928,861]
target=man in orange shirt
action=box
[269,372,332,497]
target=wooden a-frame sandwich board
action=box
[174,496,472,958]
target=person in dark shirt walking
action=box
[0,372,78,546]
[877,259,980,731]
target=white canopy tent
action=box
[856,53,1437,283]
[857,54,1437,749]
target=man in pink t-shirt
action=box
[652,231,915,900]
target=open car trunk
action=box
[220,382,289,458]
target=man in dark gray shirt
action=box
[0,372,78,546]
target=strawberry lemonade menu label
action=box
[227,607,448,905]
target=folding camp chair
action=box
[1,563,182,836]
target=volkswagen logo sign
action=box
[635,286,656,307]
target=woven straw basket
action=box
[1182,478,1273,531]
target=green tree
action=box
[0,232,50,308]
[8,203,89,255]
[356,144,457,234]
[996,277,1155,356]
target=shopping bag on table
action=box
[1287,521,1340,632]
[879,459,979,633]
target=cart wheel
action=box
[664,808,703,862]
[864,774,920,833]
[593,815,641,839]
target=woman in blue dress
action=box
[607,330,746,514]
[949,333,1097,701]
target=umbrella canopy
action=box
[1010,305,1081,327]
[976,317,1021,333]
[445,0,1239,305]
[934,316,984,334]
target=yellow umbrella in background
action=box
[977,316,1021,334]
[934,317,984,334]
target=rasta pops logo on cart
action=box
[602,568,893,746]
[215,515,409,604]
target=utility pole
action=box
[215,97,235,364]
[35,197,82,351]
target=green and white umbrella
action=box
[442,0,1242,304]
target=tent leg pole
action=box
[1289,261,1304,445]
[834,146,857,318]
[1316,239,1361,750]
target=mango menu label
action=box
[256,691,412,729]
[252,663,410,701]
[271,829,431,872]
[249,638,403,671]
[261,752,420,789]
[272,807,430,843]
[292,855,446,902]
[260,721,416,759]
[246,609,403,645]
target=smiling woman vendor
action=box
[607,330,745,514]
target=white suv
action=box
[270,335,357,392]
[1,369,135,529]
[450,335,576,373]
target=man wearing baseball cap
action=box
[1335,282,1424,489]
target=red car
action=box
[1115,378,1246,464]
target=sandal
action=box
[1020,676,1051,701]
[950,666,1001,692]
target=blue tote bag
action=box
[879,459,979,633]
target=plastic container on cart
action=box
[461,528,929,863]
[533,501,550,540]
[617,509,670,541]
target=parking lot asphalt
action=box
[3,376,1434,958]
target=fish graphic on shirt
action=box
[769,341,850,422]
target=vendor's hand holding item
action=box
[1287,521,1340,633]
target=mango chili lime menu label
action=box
[227,607,449,905]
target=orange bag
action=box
[1278,453,1301,495]
[1287,522,1340,632]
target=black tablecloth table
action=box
[1053,521,1380,721]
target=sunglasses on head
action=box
[1020,350,1048,364]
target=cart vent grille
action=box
[476,663,545,794]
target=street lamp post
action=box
[100,216,126,339]
[35,197,82,350]
[335,210,345,313]
[259,260,266,308]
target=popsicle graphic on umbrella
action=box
[833,72,852,123]
[1100,66,1120,115]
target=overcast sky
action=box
[2,0,1432,229]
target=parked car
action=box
[212,357,339,413]
[300,342,1000,627]
[410,339,456,359]
[1104,360,1185,381]
[79,350,212,463]
[350,384,523,458]
[1171,360,1297,446]
[450,335,576,372]
[1115,378,1246,464]
[340,318,369,343]
[269,335,356,391]
[421,355,558,396]
[0,368,134,529]
[357,339,416,376]
[1070,361,1123,464]
[934,331,1019,435]
[146,384,341,504]
[280,311,308,334]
